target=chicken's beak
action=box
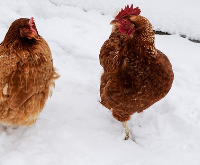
[32,34,40,40]
[28,34,40,40]
[110,20,120,26]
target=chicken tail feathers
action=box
[47,67,60,97]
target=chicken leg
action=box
[122,121,129,140]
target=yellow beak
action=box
[29,34,40,40]
[110,20,120,26]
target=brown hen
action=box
[99,5,174,140]
[0,17,59,126]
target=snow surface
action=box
[0,0,200,165]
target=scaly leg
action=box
[122,121,129,140]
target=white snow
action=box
[0,0,200,165]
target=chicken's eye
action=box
[20,28,32,37]
[23,28,31,34]
[121,19,130,26]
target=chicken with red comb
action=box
[99,5,174,140]
[0,17,60,126]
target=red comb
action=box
[115,4,141,20]
[29,17,35,27]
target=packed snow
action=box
[0,0,200,165]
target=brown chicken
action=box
[0,17,59,126]
[99,5,174,140]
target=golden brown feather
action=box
[99,6,174,140]
[0,18,59,126]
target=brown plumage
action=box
[99,5,174,140]
[0,17,59,126]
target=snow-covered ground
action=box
[0,0,200,165]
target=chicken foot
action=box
[122,121,129,140]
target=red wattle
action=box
[119,26,128,34]
[127,28,134,35]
